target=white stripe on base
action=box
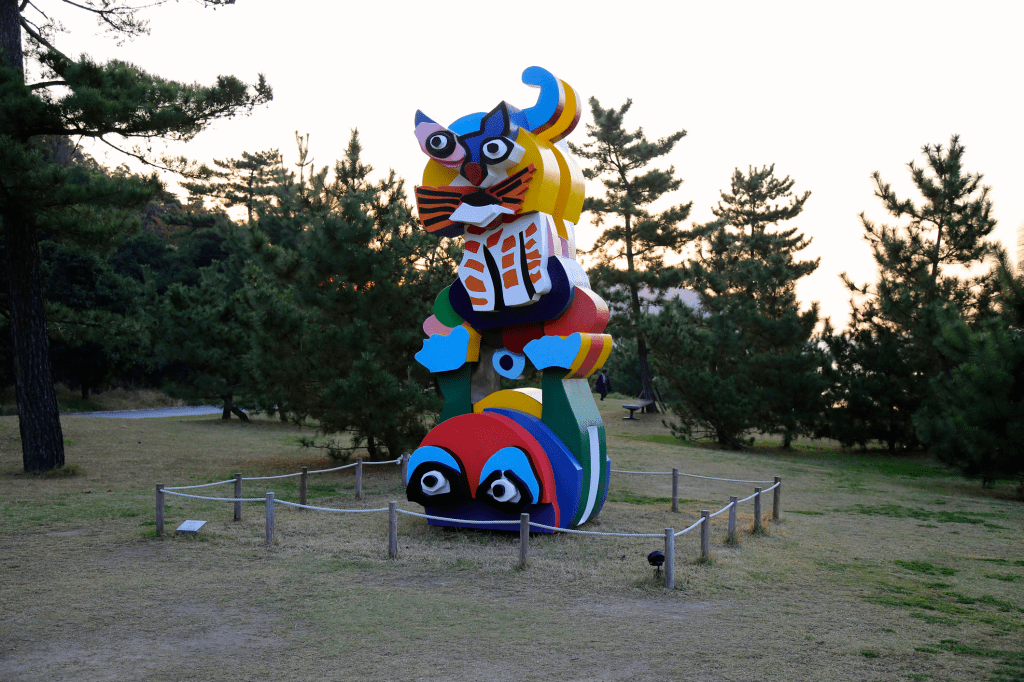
[578,425,600,524]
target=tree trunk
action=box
[636,335,657,413]
[0,1,23,75]
[4,208,66,472]
[219,391,249,421]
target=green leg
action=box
[435,364,473,423]
[541,370,608,525]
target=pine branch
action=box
[19,14,65,57]
[28,80,67,90]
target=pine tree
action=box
[155,267,255,421]
[244,132,456,459]
[0,0,270,471]
[182,149,281,224]
[914,260,1023,488]
[824,135,1000,451]
[648,165,822,448]
[568,98,692,411]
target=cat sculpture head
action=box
[413,67,585,242]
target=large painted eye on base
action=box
[406,445,468,507]
[407,462,467,507]
[487,476,521,504]
[419,470,451,496]
[478,469,534,514]
[476,446,541,515]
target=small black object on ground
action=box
[647,549,665,577]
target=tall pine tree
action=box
[823,135,1000,451]
[648,165,822,448]
[0,0,270,471]
[568,98,691,411]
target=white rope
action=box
[242,471,303,481]
[241,457,402,480]
[526,521,664,537]
[763,481,780,492]
[678,473,774,483]
[674,517,705,537]
[737,491,759,504]
[274,499,388,513]
[708,501,734,518]
[395,510,661,537]
[396,509,520,525]
[305,463,357,474]
[164,478,235,490]
[162,490,264,502]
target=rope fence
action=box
[155,454,783,588]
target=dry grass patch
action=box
[0,409,1022,681]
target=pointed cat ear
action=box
[479,102,527,141]
[415,112,465,169]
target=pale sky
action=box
[48,0,1024,327]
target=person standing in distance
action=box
[595,369,611,401]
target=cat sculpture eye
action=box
[481,137,512,163]
[426,131,457,159]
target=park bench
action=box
[622,399,654,420]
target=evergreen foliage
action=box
[155,267,255,420]
[914,262,1023,487]
[241,132,457,459]
[0,0,270,471]
[568,98,691,409]
[823,136,1001,451]
[41,239,146,399]
[647,165,822,448]
[181,149,281,224]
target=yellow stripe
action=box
[566,333,593,377]
[462,323,481,363]
[593,334,614,372]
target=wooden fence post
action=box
[728,496,738,539]
[671,468,679,512]
[233,473,242,521]
[664,528,675,589]
[519,513,530,570]
[700,510,710,560]
[388,501,398,559]
[155,484,164,536]
[300,467,308,508]
[754,487,763,532]
[401,453,409,486]
[355,458,363,500]
[773,476,781,521]
[265,492,275,545]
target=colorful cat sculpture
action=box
[407,67,612,532]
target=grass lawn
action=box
[0,395,1021,681]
